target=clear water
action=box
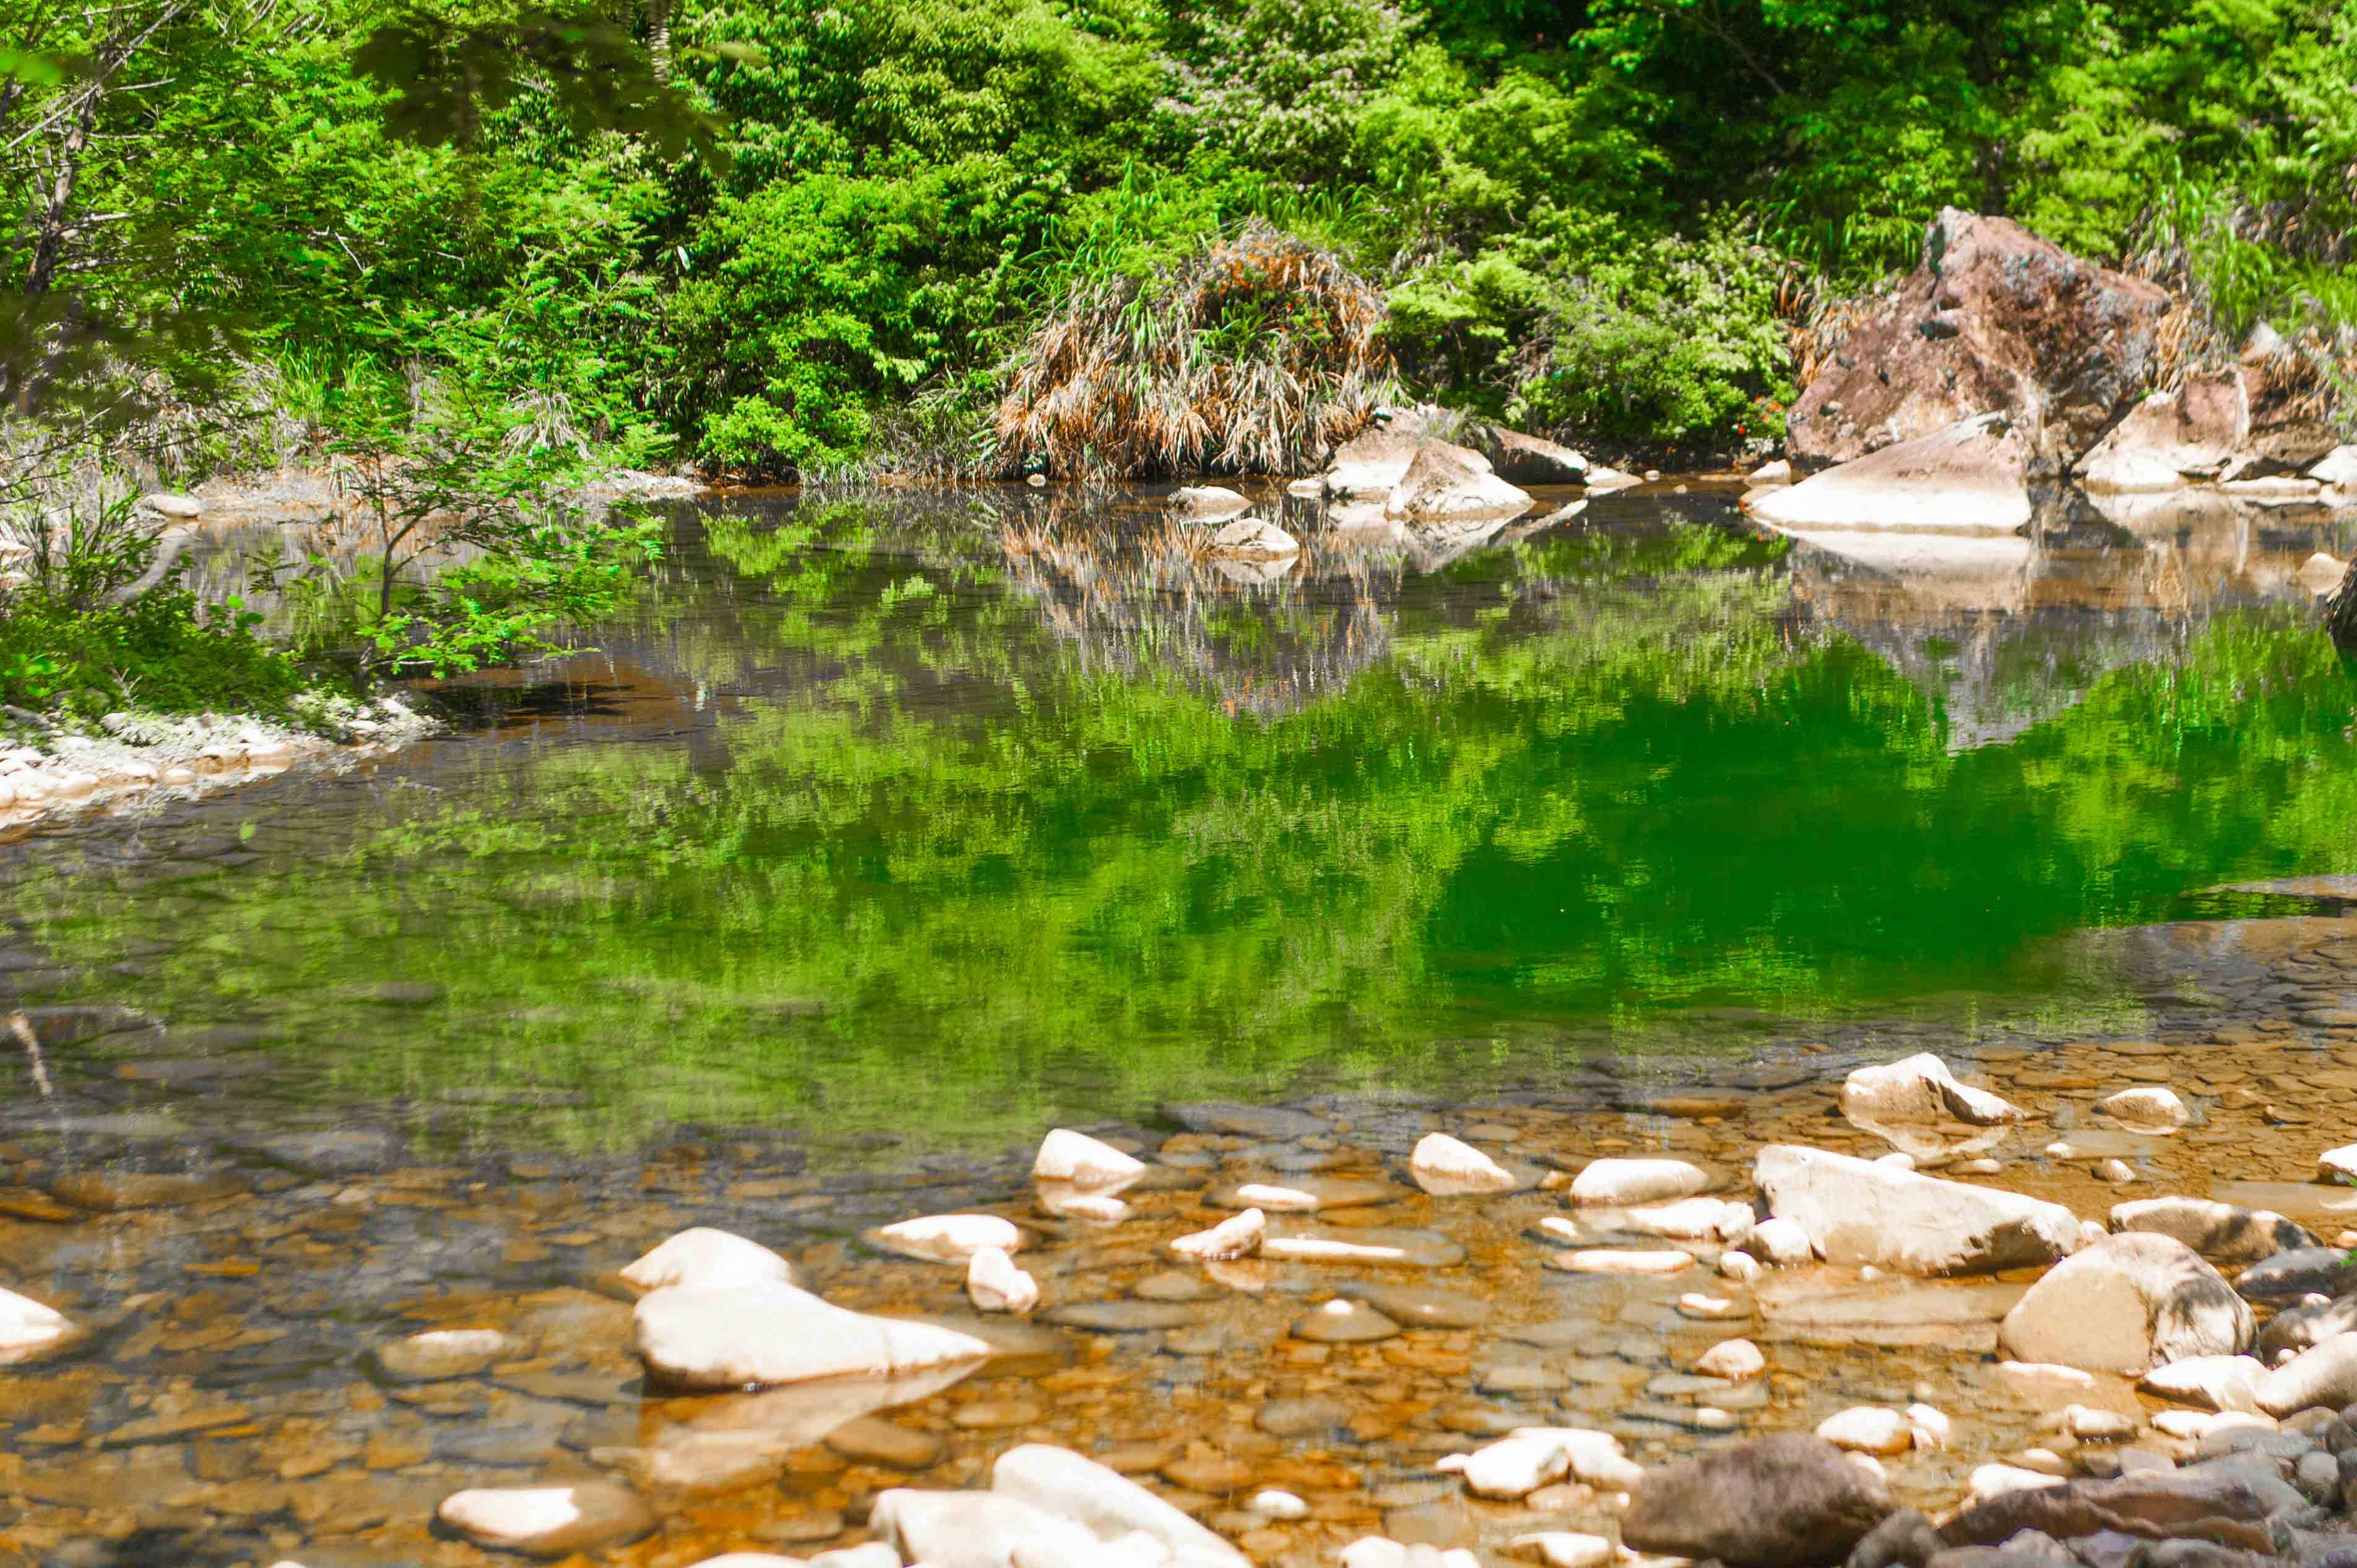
[8,482,2357,1153]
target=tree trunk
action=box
[647,0,674,77]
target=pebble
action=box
[1343,1282,1493,1329]
[1569,1159,1710,1207]
[1293,1299,1403,1343]
[370,1328,520,1383]
[1815,1406,1913,1455]
[1544,1249,1695,1275]
[1256,1397,1350,1437]
[1512,1532,1617,1568]
[437,1483,656,1557]
[1695,1339,1765,1380]
[2094,1158,2137,1183]
[1170,1207,1265,1260]
[1034,1128,1146,1186]
[967,1245,1040,1312]
[1250,1489,1310,1519]
[1411,1132,1520,1194]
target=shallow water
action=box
[6,481,2357,1567]
[7,481,2357,1154]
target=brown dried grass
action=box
[995,223,1399,481]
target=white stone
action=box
[1752,412,2033,533]
[1410,1132,1518,1194]
[623,1228,797,1295]
[1998,1232,2252,1374]
[2312,445,2357,486]
[1341,1542,1413,1568]
[0,1286,79,1364]
[1677,1293,1743,1320]
[2095,1158,2137,1184]
[2137,1354,2267,1412]
[870,1489,1095,1568]
[1549,1249,1694,1276]
[1234,1182,1320,1210]
[1509,1427,1645,1490]
[1719,1250,1763,1282]
[437,1483,654,1557]
[1750,460,1793,485]
[1815,1406,1913,1455]
[2151,1408,2273,1440]
[1968,1463,2068,1502]
[1440,1434,1572,1497]
[1875,1153,1916,1170]
[633,1283,991,1390]
[141,492,202,519]
[1747,1217,1814,1266]
[2257,1333,2357,1417]
[1754,1145,2082,1275]
[1842,1054,2023,1126]
[1386,439,1533,522]
[1170,1207,1264,1260]
[1569,1158,1710,1207]
[1033,1129,1146,1187]
[1250,1490,1308,1520]
[2319,1145,2357,1182]
[2098,1087,2188,1131]
[992,1444,1246,1565]
[873,1213,1025,1264]
[967,1247,1039,1314]
[1511,1533,1617,1568]
[1906,1404,1952,1450]
[1621,1197,1754,1243]
[1695,1338,1764,1380]
[1324,424,1424,498]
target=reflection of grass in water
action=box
[12,505,2357,1154]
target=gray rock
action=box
[1622,1432,1893,1568]
[1256,1397,1350,1438]
[2111,1198,2317,1267]
[1385,439,1533,523]
[1291,1300,1401,1343]
[1755,1145,2080,1275]
[1042,1299,1205,1332]
[1848,1507,1941,1568]
[2234,1249,2357,1302]
[1934,1472,2288,1554]
[1338,1283,1492,1329]
[1997,1233,2253,1374]
[1754,413,2033,533]
[2260,1294,2357,1363]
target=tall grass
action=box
[995,222,1402,479]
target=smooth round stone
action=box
[1250,1489,1310,1520]
[1340,1283,1493,1329]
[1292,1299,1402,1344]
[1256,1397,1351,1438]
[824,1416,947,1470]
[371,1328,521,1383]
[1131,1270,1222,1303]
[1513,1532,1617,1568]
[1161,1452,1256,1492]
[1042,1299,1205,1332]
[1476,1361,1570,1395]
[866,1213,1026,1264]
[437,1483,655,1557]
[1164,1325,1228,1356]
[48,1171,244,1210]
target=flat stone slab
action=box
[1204,1178,1404,1212]
[1337,1283,1494,1329]
[1041,1300,1208,1333]
[1262,1226,1465,1268]
[1756,1278,2026,1349]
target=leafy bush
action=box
[0,588,311,722]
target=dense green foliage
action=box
[0,585,310,720]
[5,0,2353,473]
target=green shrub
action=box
[0,588,313,722]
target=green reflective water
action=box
[9,487,2357,1152]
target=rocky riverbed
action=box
[11,888,2357,1566]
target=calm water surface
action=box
[7,482,2357,1153]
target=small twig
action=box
[7,1012,52,1099]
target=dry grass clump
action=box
[995,223,1399,480]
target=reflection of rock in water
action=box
[1770,489,2357,751]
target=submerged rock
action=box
[633,1283,991,1390]
[1999,1233,2254,1373]
[1621,1432,1893,1568]
[621,1227,797,1294]
[370,1327,521,1384]
[992,1444,1248,1564]
[437,1483,656,1559]
[1755,1145,2081,1275]
[967,1246,1040,1314]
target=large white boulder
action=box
[1997,1232,2252,1373]
[634,1283,990,1390]
[1409,1132,1518,1194]
[1385,439,1533,523]
[621,1228,797,1294]
[1751,412,2033,532]
[1570,1158,1710,1207]
[1840,1053,2021,1126]
[1033,1129,1145,1187]
[992,1444,1247,1564]
[2108,1197,2314,1266]
[1754,1145,2082,1274]
[437,1483,655,1557]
